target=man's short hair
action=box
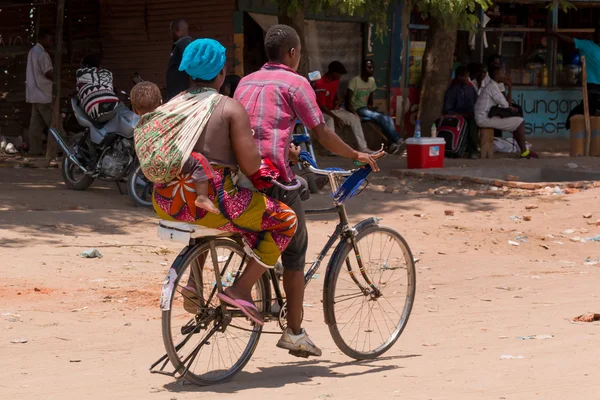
[170,18,188,32]
[328,61,347,75]
[489,65,503,79]
[264,24,300,62]
[81,55,100,68]
[362,59,374,69]
[130,82,162,115]
[455,65,469,78]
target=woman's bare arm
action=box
[225,99,261,176]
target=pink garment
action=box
[235,63,325,182]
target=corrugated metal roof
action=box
[0,0,101,136]
[101,0,235,92]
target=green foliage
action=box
[415,0,492,30]
[547,0,576,13]
[279,0,492,36]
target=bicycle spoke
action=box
[163,240,263,385]
[330,227,415,358]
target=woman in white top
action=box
[474,65,536,158]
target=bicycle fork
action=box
[344,230,382,298]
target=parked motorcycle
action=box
[49,93,153,208]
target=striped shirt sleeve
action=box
[291,79,325,130]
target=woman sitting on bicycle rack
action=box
[152,40,298,330]
[235,24,381,358]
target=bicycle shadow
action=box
[163,354,421,394]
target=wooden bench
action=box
[480,128,494,159]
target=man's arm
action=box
[226,99,261,176]
[41,52,53,81]
[312,123,379,171]
[345,89,357,114]
[315,85,343,126]
[367,93,374,109]
[443,86,458,115]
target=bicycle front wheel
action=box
[162,239,269,385]
[325,225,416,360]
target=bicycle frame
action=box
[266,166,383,323]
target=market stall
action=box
[477,0,598,138]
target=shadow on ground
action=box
[163,354,420,394]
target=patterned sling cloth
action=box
[134,88,221,184]
[153,167,298,268]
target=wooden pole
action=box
[46,0,66,161]
[582,56,591,157]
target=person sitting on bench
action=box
[313,61,372,153]
[475,65,537,159]
[345,60,404,154]
[443,65,479,158]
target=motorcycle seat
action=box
[71,98,107,130]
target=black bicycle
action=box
[150,162,416,385]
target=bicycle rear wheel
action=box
[325,225,416,360]
[161,239,269,385]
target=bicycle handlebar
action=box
[270,178,303,191]
[305,164,354,177]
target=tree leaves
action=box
[278,0,492,37]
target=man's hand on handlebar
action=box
[354,150,384,172]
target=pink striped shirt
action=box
[235,63,324,182]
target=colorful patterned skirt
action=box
[153,167,297,267]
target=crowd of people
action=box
[443,55,534,159]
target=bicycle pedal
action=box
[288,350,310,358]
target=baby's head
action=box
[130,82,162,116]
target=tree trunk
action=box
[278,0,309,77]
[417,18,456,136]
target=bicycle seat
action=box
[157,220,230,244]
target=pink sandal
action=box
[217,292,264,326]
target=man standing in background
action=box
[25,28,54,156]
[166,19,192,100]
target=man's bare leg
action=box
[513,122,527,154]
[283,269,305,334]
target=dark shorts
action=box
[266,184,307,272]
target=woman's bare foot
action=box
[222,287,263,323]
[195,195,220,214]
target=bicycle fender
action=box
[322,217,381,326]
[159,245,192,311]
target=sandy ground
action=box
[1,159,600,400]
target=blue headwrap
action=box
[179,38,226,81]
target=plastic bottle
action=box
[431,123,437,138]
[414,120,422,138]
[542,67,549,87]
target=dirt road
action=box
[1,166,600,400]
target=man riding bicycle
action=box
[234,24,381,357]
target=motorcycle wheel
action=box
[62,151,95,191]
[128,164,153,208]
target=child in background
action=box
[130,81,220,214]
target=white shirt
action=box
[480,73,505,95]
[474,79,509,125]
[26,44,53,104]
